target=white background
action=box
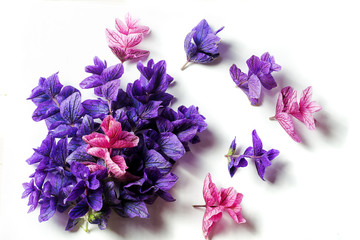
[0,0,359,239]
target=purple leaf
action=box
[43,73,63,98]
[144,149,173,175]
[138,101,162,119]
[82,99,110,119]
[69,198,89,219]
[70,162,90,180]
[60,92,83,124]
[158,132,185,161]
[100,63,124,83]
[66,145,95,165]
[39,197,57,222]
[66,181,86,202]
[98,79,121,101]
[121,201,149,218]
[87,188,103,211]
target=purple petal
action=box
[85,56,107,75]
[66,181,86,202]
[69,198,89,219]
[87,188,103,211]
[248,74,261,99]
[267,149,280,161]
[60,92,83,124]
[43,73,63,98]
[82,99,110,119]
[100,63,124,83]
[230,64,248,86]
[80,75,104,89]
[192,19,212,45]
[98,79,121,101]
[39,197,57,222]
[252,130,263,156]
[70,162,90,180]
[144,149,173,175]
[121,201,149,218]
[158,132,185,161]
[258,73,277,90]
[65,218,81,231]
[155,172,178,191]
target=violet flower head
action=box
[226,130,279,180]
[230,52,281,105]
[182,19,224,70]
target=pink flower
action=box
[272,86,322,142]
[82,115,139,180]
[105,13,150,63]
[201,173,245,239]
[291,86,322,130]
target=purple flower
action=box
[66,162,107,219]
[230,52,281,105]
[182,19,224,70]
[226,130,279,180]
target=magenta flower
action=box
[194,173,246,239]
[106,13,150,63]
[82,115,139,179]
[271,86,322,142]
[291,86,322,130]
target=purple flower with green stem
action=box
[226,130,279,180]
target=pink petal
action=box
[202,206,223,239]
[301,111,316,130]
[82,162,106,173]
[112,131,139,148]
[104,152,128,180]
[280,86,298,113]
[275,112,302,142]
[299,86,313,107]
[82,132,110,148]
[203,173,219,206]
[124,48,149,61]
[114,18,129,35]
[101,115,122,142]
[105,28,125,48]
[218,187,237,207]
[122,33,144,48]
[86,146,108,159]
[109,46,127,62]
[124,13,150,35]
[275,89,285,115]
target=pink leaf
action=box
[86,146,108,159]
[104,152,128,180]
[82,132,109,148]
[124,48,150,61]
[101,115,122,142]
[105,28,126,48]
[275,112,302,142]
[115,13,150,35]
[109,46,127,63]
[297,86,322,130]
[122,33,144,48]
[83,115,139,151]
[203,173,219,206]
[81,162,106,173]
[200,173,245,239]
[202,206,223,240]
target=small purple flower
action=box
[182,19,224,70]
[226,130,279,180]
[230,52,281,105]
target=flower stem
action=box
[269,116,276,120]
[181,60,190,71]
[193,204,217,208]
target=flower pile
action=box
[22,57,207,231]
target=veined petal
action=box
[203,173,219,206]
[275,112,302,142]
[202,206,223,239]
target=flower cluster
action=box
[271,86,322,142]
[194,173,245,239]
[230,52,281,105]
[106,13,150,63]
[182,19,224,70]
[23,57,207,231]
[226,130,280,180]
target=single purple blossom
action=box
[182,19,224,70]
